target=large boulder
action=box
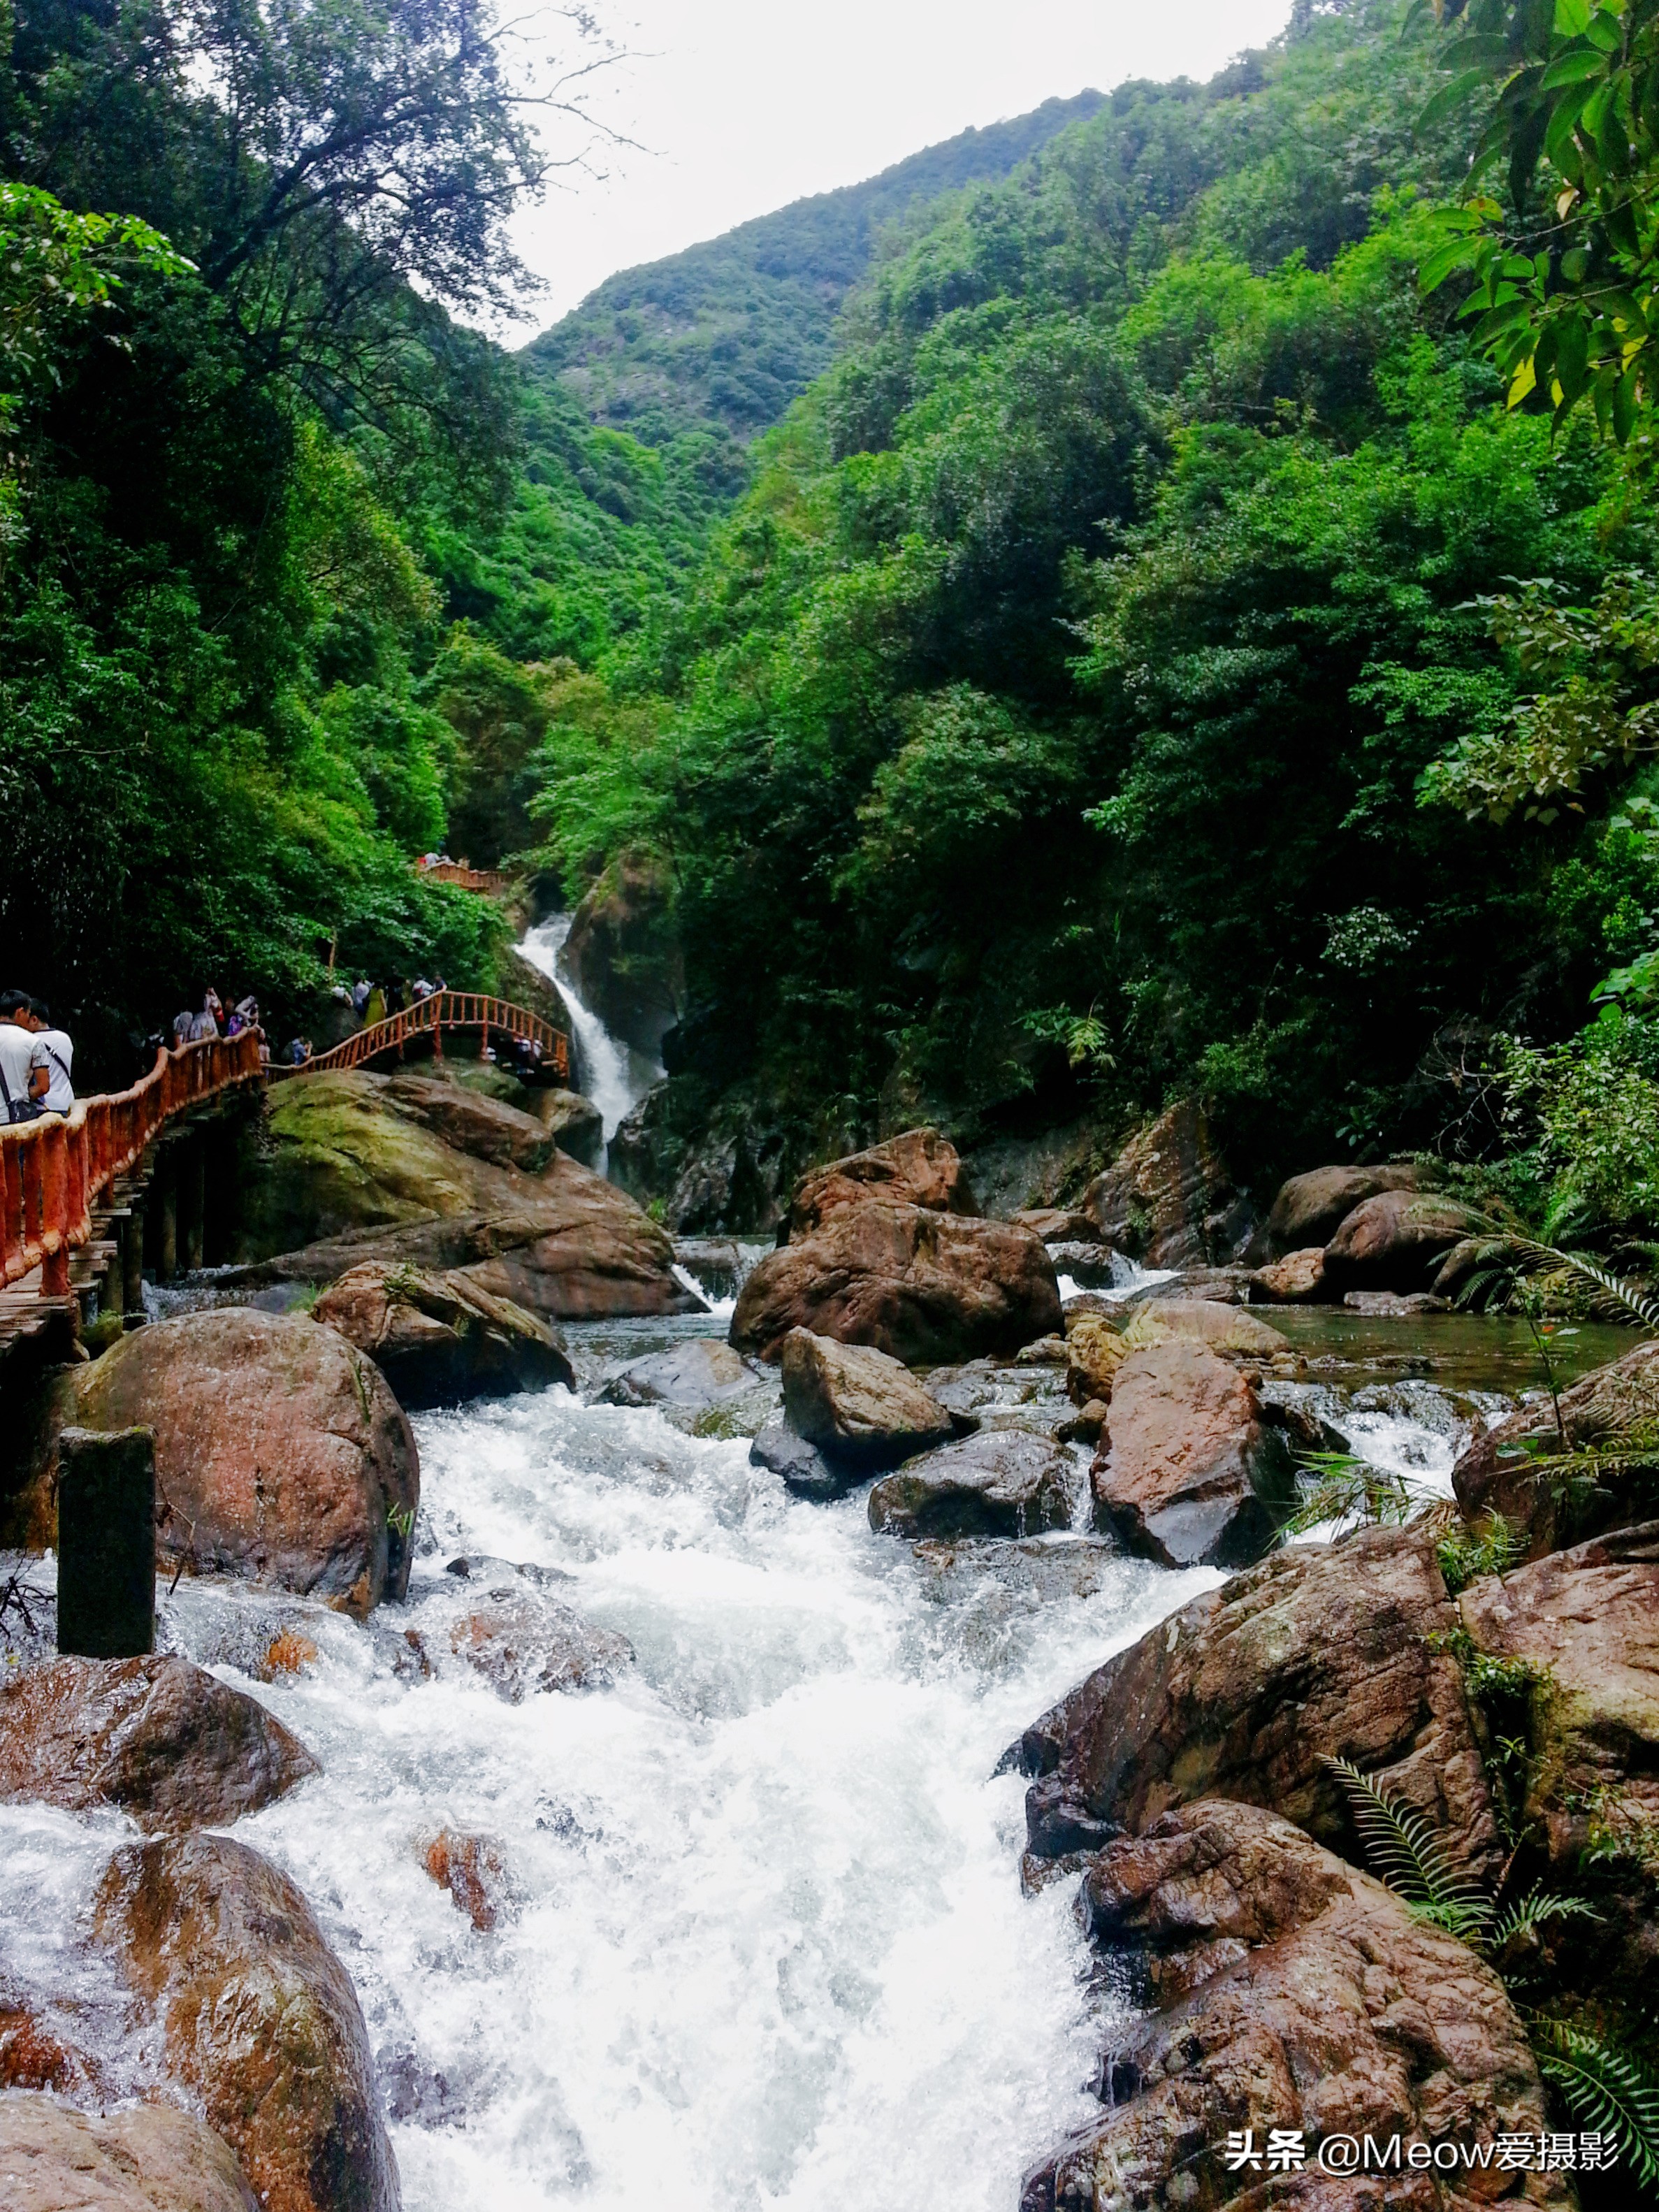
[233,1069,693,1320]
[748,1425,842,1499]
[1012,1523,1498,1877]
[1089,1336,1293,1570]
[1249,1244,1329,1302]
[1256,1162,1422,1259]
[61,1311,418,1619]
[1322,1187,1483,1294]
[787,1128,978,1238]
[92,1833,400,2212]
[381,1073,556,1171]
[1022,1800,1568,2212]
[730,1204,1060,1365]
[1080,1101,1249,1267]
[1064,1300,1285,1408]
[776,1329,955,1468]
[597,1338,758,1409]
[1454,1337,1659,1559]
[0,2092,259,2212]
[312,1264,572,1410]
[0,1656,317,1829]
[868,1430,1074,1540]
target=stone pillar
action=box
[180,1135,205,1272]
[157,1157,178,1282]
[124,1187,146,1321]
[102,1210,129,1318]
[56,1426,156,1658]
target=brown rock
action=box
[1250,1244,1329,1302]
[312,1264,573,1410]
[1080,1101,1247,1267]
[421,1829,508,1932]
[1012,1523,1498,1878]
[382,1074,556,1172]
[1453,1338,1659,1559]
[449,1590,632,1701]
[867,1431,1074,1539]
[1323,1188,1483,1294]
[1023,1800,1568,2212]
[1089,1336,1293,1570]
[788,1127,978,1238]
[730,1204,1061,1365]
[1257,1162,1422,1259]
[1065,1301,1286,1409]
[1008,1208,1100,1244]
[0,1656,317,1830]
[777,1329,955,1466]
[92,1833,400,2212]
[0,2091,260,2212]
[60,1311,418,1619]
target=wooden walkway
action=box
[414,862,509,894]
[271,990,570,1084]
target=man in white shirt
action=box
[0,992,38,1122]
[27,1001,73,1115]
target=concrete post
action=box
[102,1209,129,1317]
[124,1187,146,1320]
[180,1134,205,1271]
[56,1426,156,1658]
[157,1157,177,1282]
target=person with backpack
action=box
[27,1001,73,1115]
[0,992,41,1124]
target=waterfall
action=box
[518,916,664,1174]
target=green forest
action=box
[9,0,1659,1247]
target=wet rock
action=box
[671,1238,751,1300]
[748,1426,844,1499]
[531,1089,604,1171]
[1089,1337,1293,1570]
[92,1833,400,2212]
[787,1127,978,1238]
[776,1329,955,1468]
[1042,1242,1120,1289]
[449,1589,632,1701]
[421,1829,509,1932]
[868,1430,1074,1540]
[1249,1244,1328,1302]
[1453,1337,1659,1559]
[598,1338,757,1409]
[1066,1301,1287,1410]
[1011,1523,1498,1881]
[561,855,684,1060]
[1255,1162,1423,1259]
[314,1264,573,1410]
[1055,1400,1107,1446]
[1344,1287,1449,1315]
[1323,1188,1483,1294]
[382,1073,557,1171]
[57,1310,419,1619]
[0,2091,260,2212]
[1022,1800,1568,2212]
[0,1656,317,1830]
[730,1204,1061,1366]
[1080,1101,1249,1268]
[442,1554,573,1589]
[1008,1209,1101,1244]
[1014,1335,1068,1364]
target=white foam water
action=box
[517,918,662,1164]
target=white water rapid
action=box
[518,917,662,1168]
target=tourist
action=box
[0,992,40,1124]
[27,1000,73,1115]
[171,1008,194,1048]
[411,976,433,1001]
[286,1035,313,1065]
[189,997,219,1042]
[364,983,386,1027]
[352,977,371,1016]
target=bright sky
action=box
[510,0,1299,333]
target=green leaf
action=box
[1586,8,1625,52]
[1555,0,1592,26]
[1541,48,1610,86]
[1419,233,1490,291]
[1419,65,1502,129]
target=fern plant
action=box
[1280,1454,1439,1542]
[1534,2021,1659,2192]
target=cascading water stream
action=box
[518,917,662,1173]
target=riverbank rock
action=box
[1322,1187,1483,1294]
[449,1589,632,1700]
[1255,1162,1423,1259]
[748,1425,843,1498]
[787,1128,978,1237]
[730,1205,1060,1365]
[50,1312,418,1619]
[776,1329,955,1468]
[1012,1523,1498,1878]
[1009,1209,1099,1244]
[1089,1337,1292,1570]
[0,2092,260,2212]
[447,1062,603,1169]
[92,1833,400,2212]
[1454,1337,1659,1559]
[868,1430,1074,1540]
[0,1656,317,1829]
[313,1264,572,1410]
[233,1069,692,1320]
[1249,1245,1328,1301]
[1022,1799,1567,2212]
[1064,1301,1287,1408]
[1080,1101,1250,1268]
[598,1339,757,1409]
[382,1074,556,1172]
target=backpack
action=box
[0,1055,40,1125]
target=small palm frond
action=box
[1282,1454,1429,1540]
[1507,1237,1659,1332]
[1326,1757,1492,1936]
[1535,2019,1659,2188]
[1490,1890,1601,1949]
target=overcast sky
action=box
[510,0,1299,333]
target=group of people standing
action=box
[345,974,447,1028]
[171,990,268,1057]
[0,994,73,1124]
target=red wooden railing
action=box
[0,1029,263,1298]
[268,991,570,1085]
[414,861,508,895]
